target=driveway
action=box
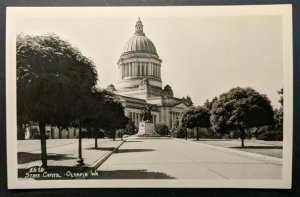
[95,138,282,179]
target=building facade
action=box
[108,18,188,129]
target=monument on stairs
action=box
[137,105,156,136]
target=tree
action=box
[182,95,194,107]
[210,87,274,147]
[155,123,170,136]
[179,106,210,140]
[80,89,104,149]
[203,97,218,110]
[17,34,97,167]
[95,90,128,141]
[278,88,283,107]
[274,88,283,131]
[123,119,137,136]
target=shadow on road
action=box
[116,149,155,153]
[87,169,175,179]
[85,147,115,151]
[193,139,233,141]
[18,152,76,164]
[230,146,282,149]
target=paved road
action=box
[96,138,282,179]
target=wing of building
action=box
[107,18,188,129]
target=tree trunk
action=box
[185,130,188,140]
[77,122,85,166]
[58,128,62,139]
[240,129,245,148]
[196,127,199,141]
[67,130,70,139]
[113,130,116,141]
[94,128,98,149]
[38,121,47,168]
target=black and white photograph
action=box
[6,5,293,189]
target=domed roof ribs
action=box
[122,18,158,55]
[143,36,150,52]
[135,36,139,51]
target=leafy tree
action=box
[274,88,283,132]
[203,97,218,110]
[210,87,274,147]
[179,106,210,140]
[94,90,128,141]
[80,89,104,149]
[123,119,137,136]
[278,88,283,107]
[175,127,187,138]
[182,95,194,107]
[17,34,97,167]
[107,84,116,92]
[155,123,170,136]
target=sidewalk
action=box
[17,138,125,179]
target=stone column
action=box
[133,62,135,76]
[121,65,124,79]
[158,66,161,77]
[139,63,142,76]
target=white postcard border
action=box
[6,5,293,189]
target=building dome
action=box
[123,18,157,55]
[123,35,157,55]
[117,18,162,91]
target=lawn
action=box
[193,139,282,158]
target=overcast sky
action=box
[13,8,283,108]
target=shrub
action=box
[30,127,40,139]
[187,128,221,139]
[173,127,187,138]
[198,128,220,139]
[257,130,283,141]
[123,119,137,135]
[144,132,160,137]
[82,129,105,138]
[155,123,170,136]
[32,133,40,139]
[17,126,25,140]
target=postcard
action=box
[6,5,293,189]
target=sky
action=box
[12,8,283,108]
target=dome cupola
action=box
[135,17,145,36]
[123,18,157,55]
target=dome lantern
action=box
[135,17,145,36]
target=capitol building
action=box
[108,18,188,129]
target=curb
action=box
[79,140,126,179]
[174,138,282,165]
[129,135,171,140]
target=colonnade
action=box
[121,62,161,79]
[170,112,180,127]
[129,111,157,126]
